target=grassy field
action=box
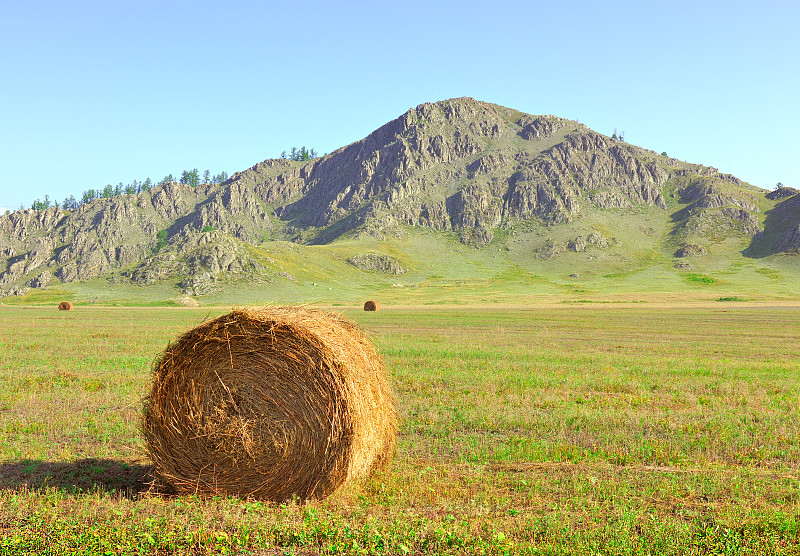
[3,221,799,310]
[1,304,799,554]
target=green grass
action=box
[684,273,719,284]
[1,305,800,554]
[5,220,799,309]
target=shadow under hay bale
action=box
[0,459,152,499]
[58,301,73,311]
[142,306,397,502]
[363,300,379,311]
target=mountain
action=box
[1,97,798,301]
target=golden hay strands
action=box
[363,300,379,311]
[58,301,73,311]
[142,306,397,502]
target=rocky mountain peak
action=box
[1,98,796,298]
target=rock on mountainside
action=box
[0,97,797,297]
[771,193,800,252]
[347,253,407,275]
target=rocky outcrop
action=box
[0,207,63,242]
[771,194,800,253]
[681,181,759,212]
[535,239,566,260]
[466,153,510,177]
[766,186,799,201]
[118,232,272,295]
[503,165,580,224]
[775,225,800,252]
[517,115,565,140]
[670,176,765,248]
[673,206,763,243]
[448,183,503,245]
[675,244,708,257]
[568,232,610,252]
[347,253,407,274]
[26,270,53,289]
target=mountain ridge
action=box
[1,97,798,299]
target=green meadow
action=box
[1,303,799,554]
[3,220,799,310]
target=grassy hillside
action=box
[4,212,797,308]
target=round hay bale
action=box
[142,306,397,501]
[363,300,379,311]
[58,301,73,311]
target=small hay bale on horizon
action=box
[142,306,397,502]
[58,301,73,311]
[363,300,380,311]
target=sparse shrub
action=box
[154,229,168,252]
[685,273,718,284]
[201,225,213,233]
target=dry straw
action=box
[58,301,73,311]
[363,300,379,311]
[142,306,397,501]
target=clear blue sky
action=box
[2,0,798,213]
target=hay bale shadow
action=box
[0,458,153,498]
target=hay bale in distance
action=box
[58,301,73,311]
[363,300,380,311]
[142,306,397,501]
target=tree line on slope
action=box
[26,169,229,212]
[280,146,317,161]
[20,146,319,213]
